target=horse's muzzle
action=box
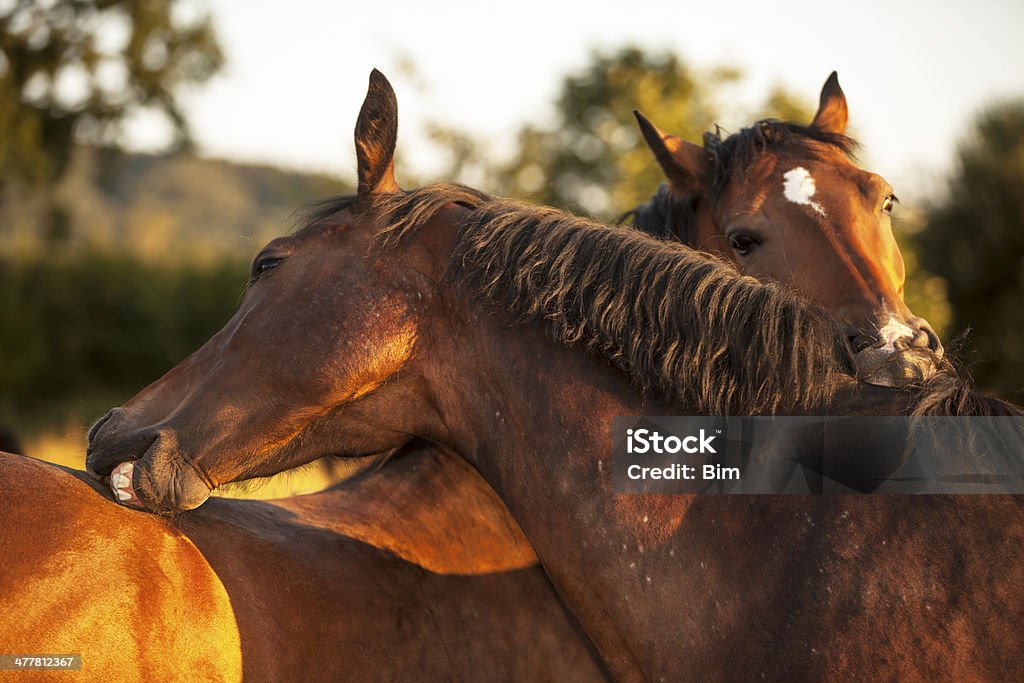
[845,314,944,388]
[897,316,944,359]
[853,346,941,388]
[87,415,211,514]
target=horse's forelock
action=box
[703,120,858,202]
[291,194,359,235]
[628,120,859,245]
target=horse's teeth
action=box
[109,463,138,504]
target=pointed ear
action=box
[634,110,708,194]
[355,69,400,197]
[811,71,848,134]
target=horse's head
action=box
[635,72,941,386]
[86,71,456,513]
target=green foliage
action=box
[0,147,348,430]
[0,251,248,422]
[0,0,222,187]
[913,101,1024,399]
[429,45,812,219]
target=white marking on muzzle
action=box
[782,167,826,217]
[877,316,915,353]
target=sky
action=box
[128,0,1024,202]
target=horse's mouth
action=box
[108,461,144,509]
[91,437,213,515]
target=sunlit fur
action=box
[1,449,605,680]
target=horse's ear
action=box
[811,71,848,135]
[355,69,400,197]
[634,110,708,194]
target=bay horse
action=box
[629,72,942,386]
[86,71,1024,681]
[0,448,605,681]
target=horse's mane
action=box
[913,368,1024,417]
[374,184,856,415]
[623,183,693,243]
[625,120,857,244]
[373,184,492,248]
[300,183,1019,420]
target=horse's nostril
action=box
[905,321,943,356]
[87,408,121,446]
[925,327,944,357]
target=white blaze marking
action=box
[877,316,915,353]
[782,167,826,216]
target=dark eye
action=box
[882,194,899,214]
[728,233,760,256]
[250,255,284,282]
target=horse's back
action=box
[179,448,607,682]
[0,453,606,682]
[0,454,243,682]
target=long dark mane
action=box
[376,184,856,414]
[625,120,857,244]
[347,184,1020,421]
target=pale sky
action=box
[128,0,1024,202]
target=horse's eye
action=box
[728,233,760,256]
[250,256,284,282]
[882,194,899,214]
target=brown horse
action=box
[629,72,941,386]
[86,71,1024,681]
[0,448,605,681]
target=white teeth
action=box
[109,461,137,505]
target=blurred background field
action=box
[1,1,1022,495]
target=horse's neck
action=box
[426,307,695,677]
[427,307,679,511]
[269,446,538,574]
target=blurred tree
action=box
[0,0,222,242]
[913,101,1024,399]
[0,151,347,433]
[428,46,812,219]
